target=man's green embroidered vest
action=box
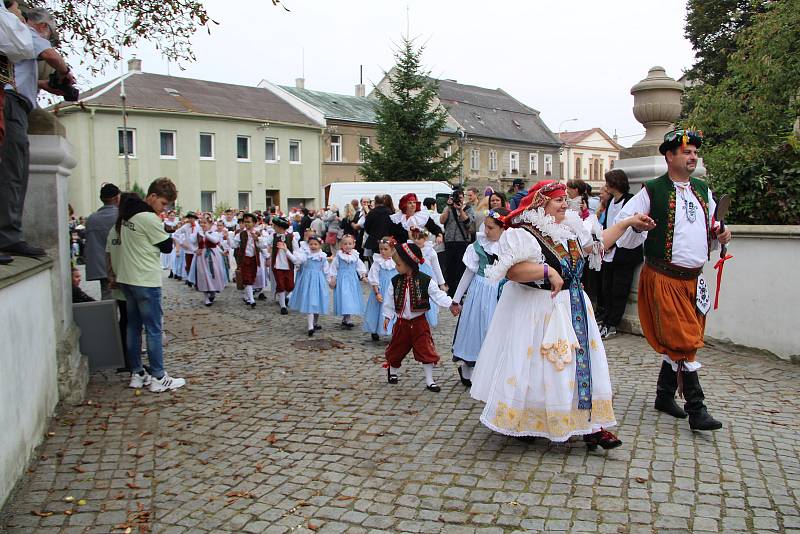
[643,173,711,262]
[392,272,432,313]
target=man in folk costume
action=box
[267,216,300,315]
[233,213,260,308]
[616,129,732,431]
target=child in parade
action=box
[288,235,330,336]
[266,216,300,315]
[175,212,199,286]
[232,213,261,308]
[411,228,446,328]
[363,237,398,341]
[451,208,509,387]
[170,222,185,281]
[195,218,227,306]
[328,234,367,329]
[382,242,461,392]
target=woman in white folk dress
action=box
[470,180,654,450]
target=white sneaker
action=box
[129,371,152,389]
[602,326,617,339]
[149,373,186,393]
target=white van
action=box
[325,181,453,212]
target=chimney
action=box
[295,77,305,89]
[127,58,142,72]
[355,84,365,97]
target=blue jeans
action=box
[120,284,164,379]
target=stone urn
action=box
[629,66,684,151]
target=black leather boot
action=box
[654,361,688,418]
[683,370,723,431]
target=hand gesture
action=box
[435,234,443,245]
[449,302,462,316]
[276,241,287,250]
[629,213,656,232]
[548,268,564,298]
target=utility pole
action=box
[120,65,131,191]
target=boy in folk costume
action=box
[266,216,301,315]
[382,242,461,392]
[233,213,261,308]
[616,129,732,431]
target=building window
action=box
[544,154,553,176]
[509,151,520,173]
[329,134,342,162]
[200,133,215,159]
[289,139,302,163]
[470,148,480,171]
[489,150,497,171]
[265,138,278,162]
[236,136,250,161]
[443,143,452,160]
[238,191,251,210]
[529,152,539,176]
[359,136,370,162]
[609,157,616,169]
[574,156,582,178]
[200,191,216,212]
[118,128,136,157]
[159,130,176,158]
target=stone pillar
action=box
[23,110,87,403]
[615,66,706,191]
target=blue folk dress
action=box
[452,237,503,365]
[362,255,397,336]
[331,251,367,316]
[288,250,330,314]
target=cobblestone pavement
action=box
[2,272,799,534]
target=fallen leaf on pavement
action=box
[635,476,647,483]
[126,482,142,490]
[73,465,87,473]
[30,510,54,517]
[265,433,277,444]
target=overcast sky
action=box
[75,0,696,148]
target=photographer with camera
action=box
[0,5,75,264]
[439,188,475,297]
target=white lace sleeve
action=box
[485,228,544,281]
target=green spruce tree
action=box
[359,38,460,182]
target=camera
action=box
[449,189,464,208]
[48,70,79,101]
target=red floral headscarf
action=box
[502,180,567,228]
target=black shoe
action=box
[0,253,12,265]
[426,383,441,393]
[175,276,182,281]
[168,272,174,279]
[314,324,322,330]
[371,333,380,341]
[1,241,46,257]
[280,307,288,315]
[583,429,622,451]
[257,293,267,301]
[683,370,723,431]
[209,293,215,302]
[387,367,398,384]
[341,321,355,330]
[654,361,688,418]
[457,366,472,387]
[250,302,256,309]
[204,302,212,307]
[308,329,314,337]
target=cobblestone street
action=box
[2,273,799,533]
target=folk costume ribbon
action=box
[713,253,733,310]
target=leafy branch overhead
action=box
[359,38,460,182]
[22,0,289,74]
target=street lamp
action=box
[558,118,578,181]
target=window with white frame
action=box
[236,136,251,161]
[359,136,370,162]
[488,150,497,171]
[529,152,539,176]
[238,191,251,210]
[509,151,520,173]
[289,140,301,163]
[470,148,480,171]
[329,134,342,162]
[199,133,215,159]
[159,130,176,158]
[118,128,136,157]
[200,191,216,212]
[544,154,553,176]
[265,138,278,162]
[443,144,452,159]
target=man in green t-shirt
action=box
[114,178,185,393]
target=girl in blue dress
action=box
[411,229,446,329]
[362,238,397,341]
[329,235,368,329]
[451,208,509,387]
[288,235,330,336]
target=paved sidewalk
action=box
[1,274,799,533]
